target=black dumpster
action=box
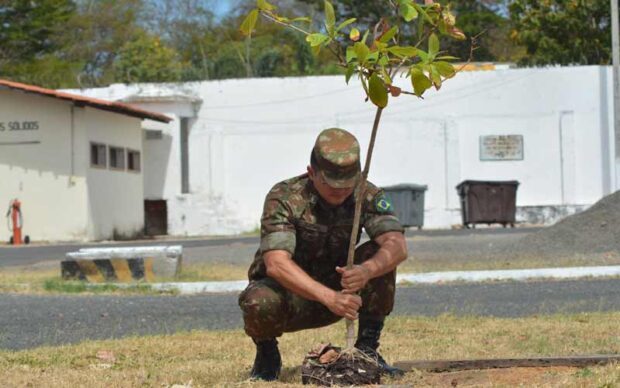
[382,184,428,229]
[456,180,519,228]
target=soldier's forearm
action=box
[362,231,408,279]
[264,250,336,305]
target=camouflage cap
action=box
[312,128,361,189]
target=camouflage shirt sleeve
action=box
[362,186,404,239]
[259,186,296,255]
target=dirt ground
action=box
[407,365,618,387]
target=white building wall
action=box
[0,89,149,242]
[68,66,617,235]
[82,108,145,240]
[0,91,88,241]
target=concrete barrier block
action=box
[62,245,182,283]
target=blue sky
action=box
[213,1,235,17]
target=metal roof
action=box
[0,79,172,123]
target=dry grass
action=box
[0,313,618,387]
[176,262,249,282]
[0,267,58,293]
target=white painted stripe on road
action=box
[147,265,620,295]
[396,266,620,284]
[151,280,249,294]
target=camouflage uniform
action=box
[238,128,404,340]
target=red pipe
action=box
[10,199,22,245]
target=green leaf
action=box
[413,3,434,24]
[386,45,417,58]
[354,42,370,63]
[438,19,447,35]
[306,33,329,47]
[416,10,425,39]
[428,33,439,57]
[368,73,388,108]
[366,51,379,63]
[430,65,442,89]
[349,28,360,41]
[381,68,392,85]
[377,55,389,66]
[345,64,356,84]
[436,55,459,61]
[434,61,456,78]
[379,26,398,43]
[362,29,370,44]
[324,0,336,36]
[291,17,312,23]
[337,18,356,32]
[311,44,321,56]
[399,1,418,22]
[346,46,357,63]
[239,9,259,36]
[374,41,388,51]
[257,0,275,11]
[410,67,432,97]
[417,49,429,63]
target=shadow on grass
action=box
[279,365,303,383]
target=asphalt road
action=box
[1,278,618,351]
[0,227,537,267]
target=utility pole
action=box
[612,0,620,191]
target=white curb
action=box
[146,265,620,295]
[395,265,620,284]
[151,280,249,294]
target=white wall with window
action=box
[68,66,617,235]
[0,81,168,242]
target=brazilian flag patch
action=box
[375,195,393,213]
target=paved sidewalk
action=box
[143,265,620,294]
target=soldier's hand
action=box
[336,265,371,293]
[325,291,362,320]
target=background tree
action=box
[113,30,185,83]
[64,0,145,86]
[141,0,217,81]
[510,0,611,66]
[438,0,511,62]
[0,0,77,87]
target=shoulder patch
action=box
[375,194,393,213]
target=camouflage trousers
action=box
[238,241,396,340]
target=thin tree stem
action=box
[345,105,384,349]
[260,11,311,36]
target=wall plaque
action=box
[479,135,523,161]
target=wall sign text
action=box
[0,121,40,131]
[479,135,524,161]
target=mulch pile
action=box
[301,344,381,386]
[511,190,620,255]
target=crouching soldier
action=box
[238,128,408,381]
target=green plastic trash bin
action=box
[382,184,428,229]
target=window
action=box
[109,146,125,170]
[90,143,107,168]
[127,149,141,172]
[145,129,163,140]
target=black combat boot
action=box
[250,338,282,381]
[355,317,405,378]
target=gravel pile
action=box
[512,190,620,255]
